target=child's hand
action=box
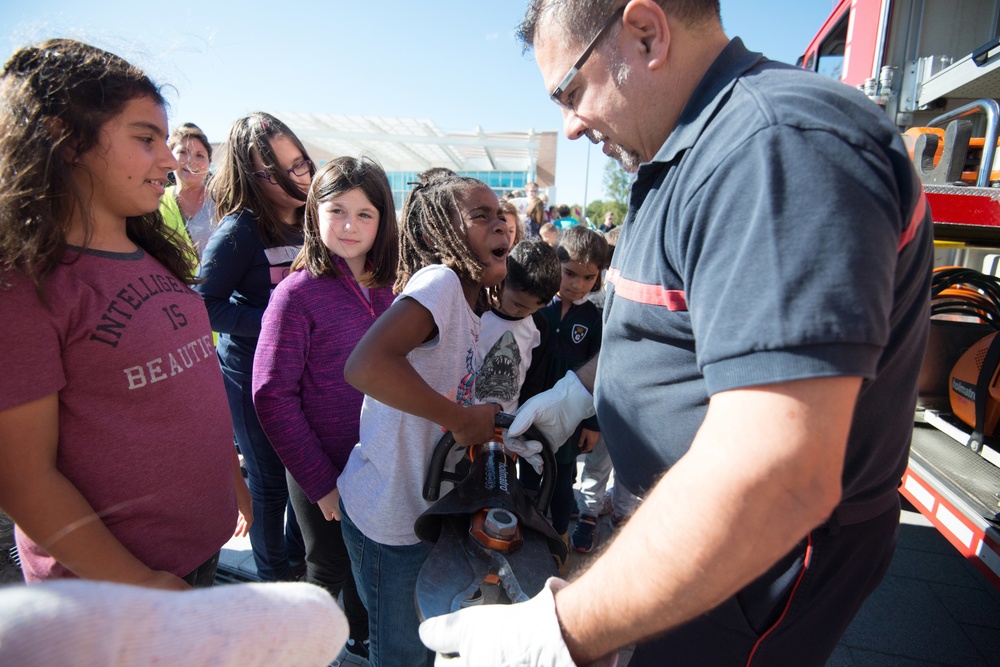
[317,487,341,521]
[234,479,253,537]
[452,403,501,447]
[234,509,251,538]
[578,428,599,454]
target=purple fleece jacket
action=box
[252,265,394,503]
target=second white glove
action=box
[420,577,607,667]
[509,371,596,452]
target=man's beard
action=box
[587,129,641,173]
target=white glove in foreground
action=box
[420,577,583,666]
[0,580,347,667]
[505,435,544,474]
[509,371,596,451]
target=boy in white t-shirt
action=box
[476,239,562,415]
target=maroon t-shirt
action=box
[0,247,236,580]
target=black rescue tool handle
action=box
[422,412,556,513]
[970,333,1000,453]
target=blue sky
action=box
[2,1,837,206]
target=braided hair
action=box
[0,39,197,292]
[395,171,500,311]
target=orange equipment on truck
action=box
[800,0,1000,590]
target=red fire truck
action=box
[799,0,1000,588]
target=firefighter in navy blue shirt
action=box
[419,2,933,666]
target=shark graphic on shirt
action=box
[476,330,521,403]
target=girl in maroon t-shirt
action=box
[0,39,251,589]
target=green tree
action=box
[603,158,631,208]
[585,200,610,225]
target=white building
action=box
[278,112,557,210]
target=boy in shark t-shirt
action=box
[476,240,561,414]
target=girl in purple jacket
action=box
[252,156,398,660]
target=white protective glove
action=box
[420,577,617,666]
[505,434,544,474]
[508,371,596,452]
[0,580,347,667]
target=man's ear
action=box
[621,0,670,70]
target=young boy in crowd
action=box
[539,222,559,247]
[477,239,562,416]
[519,227,608,568]
[572,225,641,553]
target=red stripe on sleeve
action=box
[898,189,927,251]
[607,268,688,311]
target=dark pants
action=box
[287,472,368,643]
[182,551,220,588]
[629,500,901,667]
[222,369,303,581]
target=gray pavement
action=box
[827,505,1000,666]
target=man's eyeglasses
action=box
[254,159,313,185]
[550,5,626,109]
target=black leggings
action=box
[182,551,220,588]
[286,472,369,642]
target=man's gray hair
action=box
[516,0,721,51]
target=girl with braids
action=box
[195,112,314,582]
[338,171,510,666]
[0,39,251,589]
[252,156,400,661]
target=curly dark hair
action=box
[0,38,197,292]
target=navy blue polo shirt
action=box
[597,38,932,513]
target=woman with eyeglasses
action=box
[160,123,215,260]
[196,112,315,582]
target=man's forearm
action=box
[553,378,857,662]
[574,355,598,393]
[554,449,819,660]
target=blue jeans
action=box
[340,500,434,667]
[222,369,303,581]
